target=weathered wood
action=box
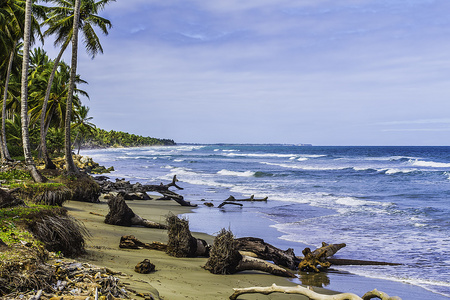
[205,229,295,278]
[298,242,346,272]
[234,237,299,270]
[230,284,403,300]
[362,289,402,300]
[166,213,210,257]
[299,247,331,272]
[95,175,197,207]
[104,195,167,229]
[119,235,167,251]
[328,258,401,266]
[236,255,295,278]
[312,242,346,259]
[226,195,268,202]
[218,201,243,208]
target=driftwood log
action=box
[226,195,268,202]
[204,229,295,278]
[235,237,299,270]
[218,201,243,208]
[119,235,167,251]
[299,242,346,272]
[165,213,210,257]
[230,284,402,300]
[104,195,167,229]
[95,175,197,207]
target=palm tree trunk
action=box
[40,41,69,170]
[64,0,81,174]
[20,0,46,183]
[1,40,17,163]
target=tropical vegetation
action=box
[0,0,175,180]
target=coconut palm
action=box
[1,0,45,164]
[20,0,46,182]
[40,0,114,170]
[72,105,95,154]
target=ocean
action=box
[81,145,450,299]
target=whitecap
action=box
[410,159,450,168]
[217,169,256,177]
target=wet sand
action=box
[64,197,337,300]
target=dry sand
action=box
[63,197,338,300]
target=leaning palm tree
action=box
[21,0,46,182]
[40,0,114,170]
[72,105,95,154]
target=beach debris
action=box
[104,194,167,229]
[0,187,26,208]
[134,259,156,274]
[229,283,402,300]
[234,237,299,270]
[94,175,197,207]
[119,235,167,251]
[204,229,295,278]
[298,242,346,272]
[166,213,210,257]
[203,202,214,207]
[226,195,268,202]
[27,214,90,257]
[218,201,243,208]
[299,247,331,272]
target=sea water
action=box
[81,145,450,299]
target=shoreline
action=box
[64,197,338,300]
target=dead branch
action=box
[218,201,243,208]
[230,284,402,300]
[226,195,268,202]
[362,289,402,300]
[230,284,362,300]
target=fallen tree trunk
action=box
[226,195,268,202]
[166,213,210,257]
[234,237,299,270]
[229,284,402,300]
[204,229,295,278]
[104,195,167,229]
[328,258,401,266]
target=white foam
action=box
[217,169,255,177]
[410,159,450,168]
[261,162,348,171]
[384,168,417,175]
[173,159,184,162]
[225,153,300,158]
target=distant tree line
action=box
[78,128,176,150]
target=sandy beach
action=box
[63,197,337,300]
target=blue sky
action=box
[43,0,450,145]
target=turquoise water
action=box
[82,145,450,299]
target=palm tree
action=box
[72,105,95,154]
[40,0,114,170]
[1,0,45,164]
[63,0,81,174]
[20,0,46,182]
